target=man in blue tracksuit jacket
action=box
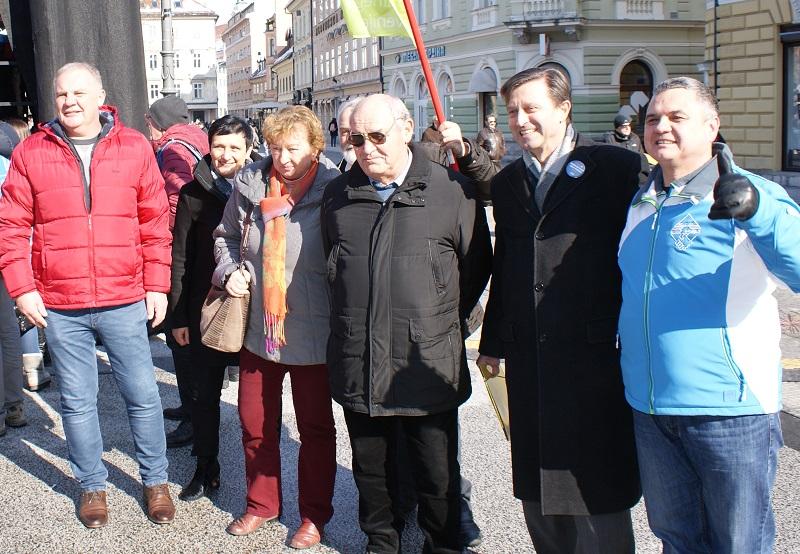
[618,77,800,553]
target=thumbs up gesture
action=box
[708,154,759,221]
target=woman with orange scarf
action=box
[211,106,340,549]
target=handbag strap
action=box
[239,204,254,268]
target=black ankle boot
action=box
[179,457,220,501]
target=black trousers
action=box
[166,331,195,416]
[343,409,462,554]
[522,501,635,554]
[189,341,235,457]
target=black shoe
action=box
[460,498,482,548]
[179,456,220,501]
[163,406,189,421]
[166,420,193,448]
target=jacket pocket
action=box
[330,314,363,359]
[427,239,446,296]
[586,317,618,344]
[408,310,461,386]
[327,242,341,284]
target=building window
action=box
[149,54,158,69]
[174,53,180,69]
[193,83,202,99]
[784,37,800,170]
[474,0,497,7]
[619,60,652,138]
[151,0,157,8]
[434,0,450,19]
[174,0,182,7]
[414,0,426,24]
[193,53,201,68]
[149,84,159,99]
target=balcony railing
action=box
[615,0,664,19]
[472,5,498,30]
[529,0,565,19]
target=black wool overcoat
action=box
[479,135,647,515]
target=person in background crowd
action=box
[335,98,361,172]
[321,93,492,554]
[604,114,642,154]
[169,115,256,502]
[213,106,340,549]
[476,113,506,168]
[146,94,210,449]
[0,62,174,528]
[1,117,52,392]
[420,117,443,144]
[328,117,338,147]
[0,121,26,437]
[477,67,647,553]
[618,76,800,553]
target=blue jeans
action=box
[45,301,168,491]
[0,278,23,417]
[632,409,782,554]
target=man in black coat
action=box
[321,94,492,554]
[476,67,647,552]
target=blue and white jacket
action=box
[618,144,800,416]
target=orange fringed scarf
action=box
[260,161,318,353]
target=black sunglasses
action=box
[349,117,403,148]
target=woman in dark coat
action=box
[169,115,256,501]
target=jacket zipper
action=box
[427,239,444,294]
[367,195,396,413]
[642,191,667,415]
[720,328,747,401]
[65,137,98,303]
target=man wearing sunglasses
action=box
[321,94,492,554]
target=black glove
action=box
[708,154,759,221]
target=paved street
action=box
[1,328,799,553]
[1,160,799,552]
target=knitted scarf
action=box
[260,161,318,353]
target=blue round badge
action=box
[565,160,585,178]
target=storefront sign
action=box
[395,46,446,64]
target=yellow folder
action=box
[478,363,510,441]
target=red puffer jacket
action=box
[0,106,172,309]
[151,123,209,229]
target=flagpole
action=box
[400,0,458,168]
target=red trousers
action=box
[238,349,336,528]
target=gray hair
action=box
[386,94,411,120]
[53,62,104,90]
[653,76,719,117]
[337,97,362,120]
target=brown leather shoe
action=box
[289,519,322,549]
[78,490,108,529]
[143,484,175,524]
[225,512,278,536]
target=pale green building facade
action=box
[381,0,705,148]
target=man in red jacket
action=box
[0,62,175,529]
[145,95,210,449]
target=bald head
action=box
[351,94,411,125]
[350,94,414,185]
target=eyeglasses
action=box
[349,117,403,148]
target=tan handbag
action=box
[200,205,254,352]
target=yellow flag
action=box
[341,0,413,39]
